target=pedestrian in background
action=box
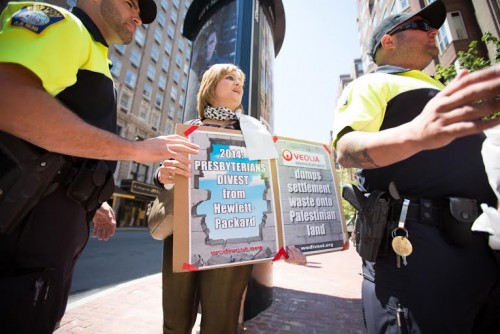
[0,1,198,333]
[332,0,500,333]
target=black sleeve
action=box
[152,167,163,187]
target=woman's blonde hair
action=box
[196,64,245,118]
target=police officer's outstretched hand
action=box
[410,64,500,151]
[92,202,116,241]
[134,135,199,164]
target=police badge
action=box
[11,4,65,34]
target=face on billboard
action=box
[184,2,238,122]
[205,31,217,62]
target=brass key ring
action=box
[391,227,409,239]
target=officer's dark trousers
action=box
[362,221,500,334]
[162,236,253,334]
[0,187,88,334]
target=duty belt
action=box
[405,198,480,227]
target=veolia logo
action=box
[281,148,326,169]
[294,153,320,162]
[282,149,293,161]
[283,149,320,162]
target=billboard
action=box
[183,1,239,122]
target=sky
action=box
[273,0,360,145]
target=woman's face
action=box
[211,71,244,110]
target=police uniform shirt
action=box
[0,2,117,170]
[332,66,495,205]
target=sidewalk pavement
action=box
[55,243,366,334]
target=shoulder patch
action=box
[11,5,65,34]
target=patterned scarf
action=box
[203,106,237,121]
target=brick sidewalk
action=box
[55,245,365,334]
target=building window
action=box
[398,0,409,11]
[437,22,452,53]
[173,70,180,83]
[158,75,167,91]
[134,29,145,47]
[151,45,160,62]
[130,162,149,183]
[115,44,126,54]
[390,2,398,15]
[170,10,178,24]
[183,63,189,75]
[143,83,152,101]
[181,77,187,91]
[110,56,122,77]
[382,7,389,20]
[139,101,151,122]
[124,70,137,89]
[160,0,168,11]
[448,11,468,40]
[355,61,364,74]
[154,28,163,44]
[170,86,178,101]
[130,48,141,67]
[151,111,161,130]
[178,39,185,52]
[157,12,166,27]
[161,57,170,72]
[175,54,183,68]
[167,25,175,39]
[168,103,176,117]
[118,89,133,113]
[165,119,175,135]
[179,94,185,108]
[116,123,124,137]
[164,41,173,55]
[155,93,164,110]
[173,0,179,9]
[147,64,156,82]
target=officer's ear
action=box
[380,34,396,51]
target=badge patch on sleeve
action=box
[11,5,65,34]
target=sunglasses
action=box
[389,20,432,35]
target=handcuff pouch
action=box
[442,197,478,247]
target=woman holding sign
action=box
[153,64,253,334]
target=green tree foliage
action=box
[435,32,499,83]
[336,167,358,233]
[435,32,500,119]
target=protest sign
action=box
[273,136,348,254]
[173,124,280,272]
[173,125,348,272]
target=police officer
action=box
[0,1,198,333]
[332,1,500,333]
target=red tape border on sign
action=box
[323,144,332,155]
[184,125,199,136]
[182,263,199,271]
[272,247,289,261]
